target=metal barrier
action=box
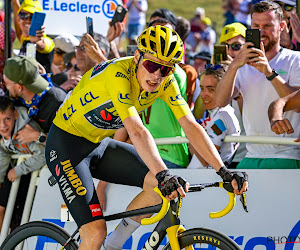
[0,135,298,245]
[0,154,43,245]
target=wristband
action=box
[266,69,278,81]
[217,166,234,182]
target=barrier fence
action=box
[0,135,299,245]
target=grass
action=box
[145,0,226,38]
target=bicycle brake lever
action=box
[233,173,248,213]
[240,193,248,213]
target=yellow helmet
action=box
[137,25,184,64]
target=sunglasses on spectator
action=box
[141,56,175,77]
[66,62,80,71]
[18,12,33,20]
[222,43,244,51]
[74,45,85,52]
[205,64,224,71]
[274,1,294,11]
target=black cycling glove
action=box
[217,166,248,191]
[155,170,187,197]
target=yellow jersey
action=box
[53,57,191,143]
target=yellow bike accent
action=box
[166,225,187,250]
[209,182,236,219]
[141,187,170,225]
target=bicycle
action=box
[0,180,247,250]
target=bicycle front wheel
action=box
[0,221,79,250]
[163,228,240,250]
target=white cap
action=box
[195,7,205,16]
[54,33,80,53]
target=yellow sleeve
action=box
[160,76,192,120]
[104,63,139,122]
[40,35,55,54]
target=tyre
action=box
[163,228,240,250]
[0,221,79,250]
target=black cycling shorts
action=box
[45,124,149,228]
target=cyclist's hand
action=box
[156,170,189,201]
[217,166,248,195]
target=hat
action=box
[219,22,246,43]
[201,17,212,26]
[195,7,205,16]
[54,33,79,53]
[150,8,177,27]
[274,0,296,6]
[63,51,75,64]
[18,0,42,14]
[192,51,211,61]
[4,56,49,93]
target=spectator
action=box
[0,96,45,232]
[51,33,79,85]
[222,0,240,25]
[215,1,300,169]
[235,0,252,28]
[189,64,240,168]
[219,22,247,168]
[272,0,300,51]
[11,0,55,73]
[75,33,110,75]
[190,51,211,106]
[59,51,82,92]
[268,90,300,139]
[3,56,66,143]
[197,17,216,54]
[126,0,148,44]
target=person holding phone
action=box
[215,1,300,169]
[126,0,148,44]
[11,0,55,73]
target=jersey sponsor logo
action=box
[90,59,116,78]
[212,119,226,135]
[138,90,159,106]
[118,92,132,105]
[80,91,99,106]
[168,94,186,106]
[115,72,129,81]
[84,100,124,130]
[50,150,58,162]
[89,204,103,217]
[55,164,60,176]
[61,159,87,197]
[201,115,212,127]
[63,103,77,121]
[164,78,174,91]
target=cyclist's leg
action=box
[45,125,107,249]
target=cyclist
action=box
[45,25,248,250]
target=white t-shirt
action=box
[188,105,240,169]
[127,0,148,25]
[235,48,300,160]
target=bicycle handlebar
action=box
[141,187,170,225]
[141,182,237,225]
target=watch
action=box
[266,69,278,81]
[37,132,46,144]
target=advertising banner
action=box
[40,0,122,36]
[29,168,300,249]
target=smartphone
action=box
[214,45,228,64]
[126,45,138,56]
[246,29,261,49]
[86,16,94,38]
[110,5,128,27]
[29,12,46,36]
[26,43,36,58]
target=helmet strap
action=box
[135,50,144,74]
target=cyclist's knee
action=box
[79,219,107,247]
[142,171,158,191]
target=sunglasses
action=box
[66,62,80,71]
[142,57,175,77]
[205,64,224,71]
[18,12,33,20]
[274,1,294,11]
[223,43,244,51]
[74,45,85,52]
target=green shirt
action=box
[141,64,189,167]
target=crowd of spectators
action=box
[0,0,299,236]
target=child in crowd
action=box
[0,96,45,232]
[189,64,240,168]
